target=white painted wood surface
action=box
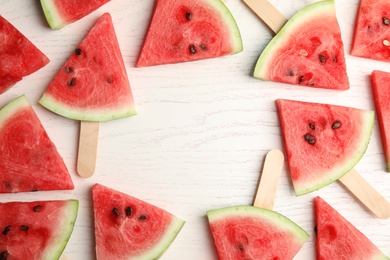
[1,0,390,259]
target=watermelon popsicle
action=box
[206,149,309,260]
[243,0,390,219]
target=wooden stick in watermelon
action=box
[243,0,390,219]
[77,121,100,178]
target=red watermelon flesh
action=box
[371,70,390,172]
[136,0,243,67]
[0,200,78,260]
[0,15,49,94]
[276,99,374,196]
[39,13,136,122]
[0,95,74,193]
[92,184,185,259]
[40,0,110,29]
[207,206,309,260]
[315,196,389,260]
[254,0,349,90]
[351,0,390,61]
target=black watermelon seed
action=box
[31,187,38,192]
[2,226,10,235]
[299,75,304,84]
[238,244,244,252]
[33,205,42,212]
[106,77,113,83]
[0,251,9,260]
[333,57,338,63]
[304,134,316,145]
[139,215,147,221]
[112,207,120,217]
[125,207,133,217]
[383,17,390,26]
[185,11,192,21]
[309,123,315,130]
[67,78,76,87]
[75,48,82,55]
[20,225,29,231]
[200,44,207,51]
[64,67,73,73]
[332,121,341,129]
[319,54,326,63]
[189,44,196,54]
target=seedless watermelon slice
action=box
[92,184,185,259]
[315,196,389,259]
[0,95,74,193]
[0,200,78,259]
[136,0,243,67]
[0,15,49,94]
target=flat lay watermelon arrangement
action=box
[1,0,390,258]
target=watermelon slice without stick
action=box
[315,196,389,259]
[40,0,110,29]
[92,184,185,259]
[252,0,349,90]
[351,0,390,61]
[0,200,78,259]
[276,99,374,196]
[0,95,74,193]
[0,15,49,94]
[136,0,243,67]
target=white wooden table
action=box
[1,0,390,259]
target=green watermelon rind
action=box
[40,0,64,30]
[253,0,335,79]
[0,95,30,124]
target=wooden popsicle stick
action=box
[253,149,284,210]
[77,121,99,178]
[244,0,390,218]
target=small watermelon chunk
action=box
[40,0,110,29]
[315,196,389,259]
[0,15,49,94]
[351,0,390,61]
[39,13,136,122]
[92,184,185,259]
[136,0,243,67]
[207,206,309,260]
[276,99,374,195]
[0,95,74,193]
[254,0,349,90]
[0,200,78,260]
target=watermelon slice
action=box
[253,0,349,90]
[276,99,374,196]
[136,0,243,67]
[92,183,185,259]
[315,196,389,259]
[0,15,49,94]
[0,199,78,259]
[351,0,390,61]
[207,206,309,260]
[40,0,110,29]
[0,95,74,193]
[39,13,136,122]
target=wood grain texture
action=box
[1,0,390,259]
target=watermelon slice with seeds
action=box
[0,95,74,193]
[315,196,389,259]
[254,0,349,90]
[39,13,136,122]
[136,0,243,67]
[276,99,374,195]
[351,0,390,61]
[0,15,49,94]
[92,183,185,259]
[40,0,110,29]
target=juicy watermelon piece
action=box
[136,0,243,67]
[0,200,78,260]
[351,0,390,61]
[92,184,185,259]
[276,99,374,196]
[0,15,49,94]
[0,95,74,193]
[39,13,136,122]
[253,0,349,90]
[207,206,309,260]
[371,70,390,171]
[40,0,110,29]
[315,196,389,259]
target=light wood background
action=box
[1,0,390,259]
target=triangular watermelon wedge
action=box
[276,99,374,196]
[0,15,49,94]
[253,0,349,90]
[351,0,390,61]
[39,13,136,122]
[136,0,243,67]
[0,200,78,259]
[0,95,74,193]
[315,196,389,259]
[92,183,185,259]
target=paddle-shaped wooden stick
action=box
[243,0,390,218]
[77,121,99,178]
